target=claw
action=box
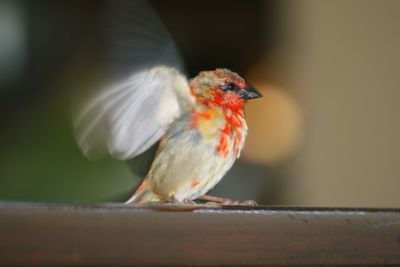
[183,199,197,204]
[160,196,197,205]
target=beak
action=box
[239,83,262,100]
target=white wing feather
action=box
[73,66,194,160]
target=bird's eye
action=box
[221,83,236,91]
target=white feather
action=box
[73,66,194,160]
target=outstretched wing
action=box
[105,0,184,80]
[72,0,193,160]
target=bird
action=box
[126,67,261,204]
[72,0,261,205]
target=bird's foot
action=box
[162,199,179,204]
[161,194,180,204]
[161,195,196,205]
[198,195,257,206]
[182,199,197,204]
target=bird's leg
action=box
[161,194,196,205]
[163,199,197,205]
[198,195,228,203]
[198,195,257,206]
[182,199,197,204]
[162,194,180,204]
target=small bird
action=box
[125,67,261,204]
[72,0,261,204]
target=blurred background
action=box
[0,0,399,207]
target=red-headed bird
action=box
[72,0,261,204]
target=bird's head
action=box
[190,68,262,112]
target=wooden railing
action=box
[0,202,399,266]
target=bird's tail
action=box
[125,181,160,204]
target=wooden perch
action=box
[0,202,399,266]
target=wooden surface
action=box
[0,202,400,266]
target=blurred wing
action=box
[74,66,192,160]
[106,0,185,79]
[72,0,193,160]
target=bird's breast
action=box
[189,105,247,159]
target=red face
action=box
[213,82,246,112]
[213,78,262,112]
